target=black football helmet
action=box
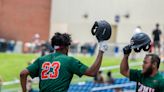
[130,32,151,52]
[91,20,112,42]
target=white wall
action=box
[50,0,164,44]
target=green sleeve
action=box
[159,79,164,92]
[26,58,40,78]
[69,57,88,77]
[129,69,141,82]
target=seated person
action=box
[106,71,114,84]
[94,71,104,83]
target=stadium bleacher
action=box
[68,78,136,92]
[68,72,164,92]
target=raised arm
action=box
[120,45,131,77]
[84,41,108,77]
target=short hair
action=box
[156,23,159,27]
[107,71,111,77]
[51,32,72,49]
[146,54,161,69]
[98,71,102,74]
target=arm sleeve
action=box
[129,69,141,82]
[159,79,164,92]
[26,58,40,78]
[69,57,88,77]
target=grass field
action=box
[0,53,137,81]
[0,53,164,90]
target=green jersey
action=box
[27,52,88,92]
[130,69,164,92]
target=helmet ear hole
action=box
[91,22,98,35]
[143,44,151,51]
[134,48,141,52]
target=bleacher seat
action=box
[68,78,136,92]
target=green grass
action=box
[0,53,164,91]
[0,53,38,81]
[0,53,130,81]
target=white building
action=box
[49,0,164,44]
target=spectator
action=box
[94,71,104,83]
[26,78,32,92]
[88,42,97,56]
[31,33,42,53]
[152,23,162,55]
[41,41,54,56]
[0,39,7,52]
[114,45,119,57]
[69,41,79,54]
[80,43,88,55]
[7,40,15,53]
[114,88,123,92]
[106,71,114,84]
[27,78,39,92]
[133,26,142,35]
[26,62,39,92]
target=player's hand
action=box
[123,45,131,55]
[99,41,108,52]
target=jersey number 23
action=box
[41,62,60,80]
